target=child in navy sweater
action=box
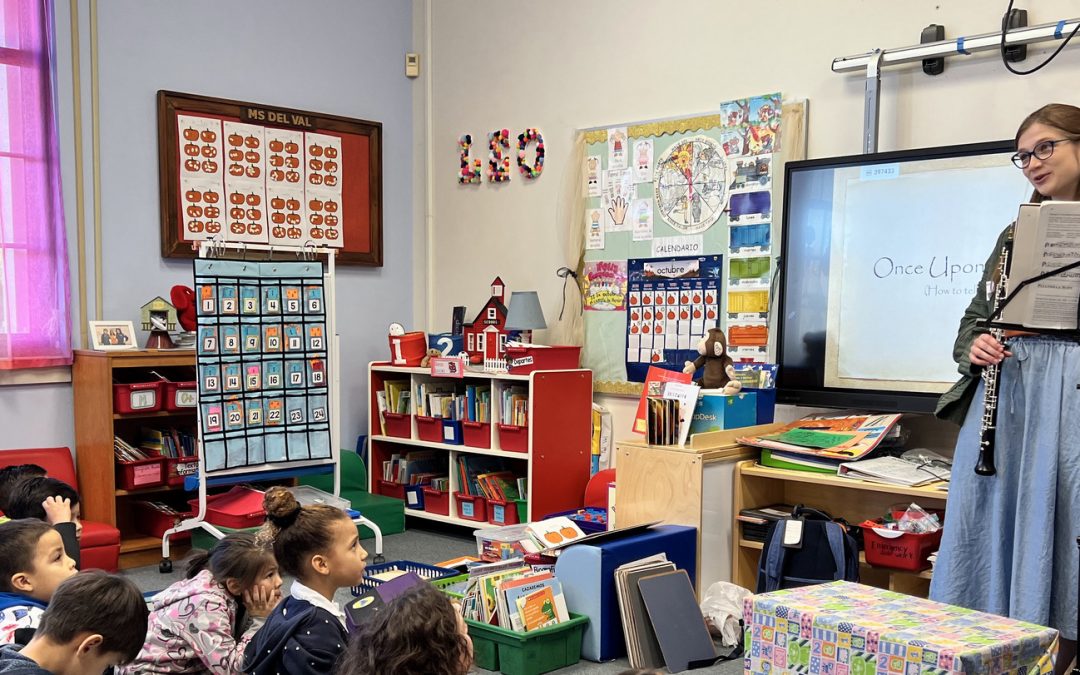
[243,487,367,674]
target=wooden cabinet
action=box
[73,349,196,568]
[367,363,593,528]
[732,460,948,597]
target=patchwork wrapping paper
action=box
[743,582,1057,675]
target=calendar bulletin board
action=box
[580,96,807,395]
[158,90,383,266]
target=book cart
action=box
[159,240,383,572]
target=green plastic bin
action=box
[464,613,588,675]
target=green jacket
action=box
[934,224,1014,425]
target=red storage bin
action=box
[113,381,163,414]
[863,527,944,572]
[487,498,526,526]
[186,486,266,529]
[462,421,491,449]
[423,487,450,516]
[415,415,442,443]
[497,423,528,453]
[162,381,197,412]
[504,345,581,374]
[166,455,200,487]
[376,480,406,500]
[116,457,166,490]
[383,412,411,438]
[132,501,191,541]
[455,492,488,522]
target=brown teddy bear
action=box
[683,328,742,394]
[419,348,443,368]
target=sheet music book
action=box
[1000,201,1080,331]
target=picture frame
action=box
[157,90,383,266]
[89,321,139,351]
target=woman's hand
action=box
[242,584,281,619]
[970,333,1011,367]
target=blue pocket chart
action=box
[195,258,333,476]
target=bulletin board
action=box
[194,258,334,477]
[580,96,807,394]
[158,90,383,266]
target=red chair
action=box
[0,447,120,572]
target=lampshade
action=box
[505,291,547,330]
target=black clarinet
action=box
[975,238,1012,476]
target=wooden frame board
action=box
[158,90,382,266]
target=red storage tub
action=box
[863,527,943,572]
[116,457,166,490]
[187,486,266,529]
[166,455,200,487]
[487,498,526,526]
[132,501,191,541]
[497,423,528,453]
[162,381,197,412]
[376,480,406,500]
[383,412,411,438]
[504,345,581,374]
[113,381,163,414]
[415,415,442,443]
[423,487,450,516]
[462,421,491,449]
[455,492,488,522]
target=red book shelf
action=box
[367,362,592,528]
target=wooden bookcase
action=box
[367,362,593,529]
[73,349,196,568]
[732,460,949,597]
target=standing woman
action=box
[933,103,1080,674]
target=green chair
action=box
[299,451,404,539]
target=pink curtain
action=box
[0,0,72,369]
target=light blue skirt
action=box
[930,335,1080,639]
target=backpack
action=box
[755,505,860,593]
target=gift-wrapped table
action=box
[744,582,1058,675]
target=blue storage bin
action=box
[350,560,458,596]
[743,386,776,424]
[404,484,426,511]
[441,419,463,445]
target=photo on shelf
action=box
[89,320,138,351]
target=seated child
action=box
[242,487,368,675]
[119,532,282,674]
[0,519,78,645]
[337,583,473,675]
[0,570,149,674]
[0,464,46,524]
[5,478,82,570]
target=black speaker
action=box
[1003,8,1028,63]
[921,24,945,76]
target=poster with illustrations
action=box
[583,261,628,311]
[580,93,800,390]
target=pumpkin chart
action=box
[177,114,345,247]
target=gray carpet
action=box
[119,521,744,675]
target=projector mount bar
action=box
[835,16,1080,153]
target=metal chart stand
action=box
[159,240,383,572]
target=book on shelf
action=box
[837,455,950,487]
[383,380,411,415]
[113,436,150,462]
[456,456,519,497]
[382,451,445,485]
[500,386,528,426]
[375,391,388,434]
[737,412,903,465]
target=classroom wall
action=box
[422,0,1080,449]
[1,0,415,453]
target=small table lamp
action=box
[505,291,547,344]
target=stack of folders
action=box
[837,455,950,487]
[615,555,719,671]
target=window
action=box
[0,0,71,369]
[486,307,496,321]
[467,333,474,351]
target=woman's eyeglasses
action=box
[1011,138,1075,169]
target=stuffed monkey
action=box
[683,328,742,395]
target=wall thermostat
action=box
[405,53,420,78]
